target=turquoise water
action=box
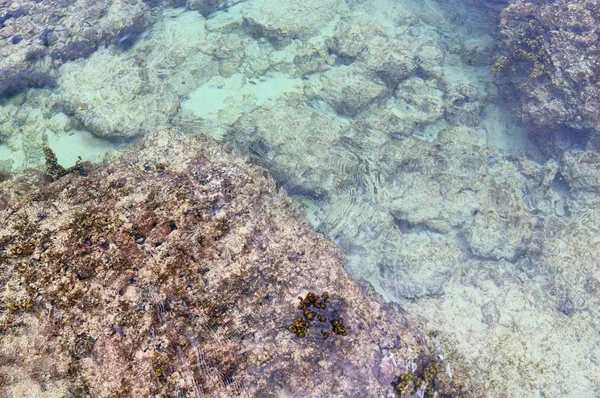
[1,0,599,396]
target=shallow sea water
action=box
[1,0,599,396]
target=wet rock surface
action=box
[0,129,471,397]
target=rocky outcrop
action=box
[495,0,600,138]
[0,129,471,397]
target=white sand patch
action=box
[181,72,303,122]
[0,143,25,171]
[45,128,117,167]
[481,104,537,152]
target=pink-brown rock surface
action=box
[495,0,600,138]
[0,129,472,397]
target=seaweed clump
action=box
[288,291,347,340]
[392,360,440,398]
[43,146,86,181]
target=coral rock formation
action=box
[0,129,470,397]
[495,0,600,138]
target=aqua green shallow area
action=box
[1,0,599,396]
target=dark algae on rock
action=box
[288,291,348,340]
[42,146,87,181]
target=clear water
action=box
[1,0,599,396]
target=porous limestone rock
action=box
[57,49,180,139]
[186,0,245,15]
[229,94,353,198]
[0,128,471,397]
[559,148,600,206]
[460,36,494,67]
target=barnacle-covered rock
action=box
[0,128,472,397]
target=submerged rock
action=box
[495,0,600,140]
[0,129,471,397]
[57,51,181,139]
[0,0,147,96]
[304,64,388,116]
[242,0,341,43]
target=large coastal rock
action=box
[495,0,600,138]
[0,129,471,397]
